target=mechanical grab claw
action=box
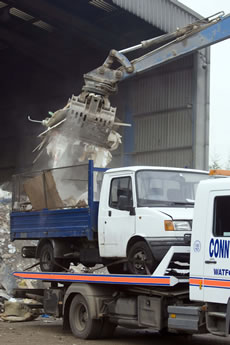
[30,12,230,151]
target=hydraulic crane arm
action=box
[41,12,230,149]
[121,13,230,80]
[83,12,230,97]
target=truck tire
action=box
[40,243,70,272]
[69,294,102,339]
[127,241,156,275]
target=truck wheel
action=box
[127,241,156,275]
[40,243,70,272]
[69,294,102,339]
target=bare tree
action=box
[209,157,221,170]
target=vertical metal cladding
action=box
[112,0,200,33]
[111,0,207,168]
[134,149,192,167]
[134,110,192,152]
[128,55,193,168]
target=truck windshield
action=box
[136,170,208,207]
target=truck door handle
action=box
[108,210,112,217]
[205,260,217,264]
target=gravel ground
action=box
[0,319,229,345]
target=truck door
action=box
[101,175,135,257]
[203,192,230,304]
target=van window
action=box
[213,196,230,237]
[109,177,132,209]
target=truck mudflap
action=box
[14,271,178,287]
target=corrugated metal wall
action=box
[111,55,195,169]
[109,0,209,170]
[112,0,201,32]
[133,56,193,168]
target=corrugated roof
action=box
[112,0,202,32]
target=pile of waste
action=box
[0,298,41,322]
[0,189,16,264]
[0,257,41,322]
[0,185,42,321]
[0,185,37,273]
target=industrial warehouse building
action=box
[0,0,209,182]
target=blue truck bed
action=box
[10,161,105,242]
[10,203,99,241]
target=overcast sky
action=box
[179,0,230,167]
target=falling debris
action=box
[29,94,127,170]
[24,94,126,211]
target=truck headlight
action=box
[164,220,191,231]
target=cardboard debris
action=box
[23,171,64,210]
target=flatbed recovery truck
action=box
[12,174,230,339]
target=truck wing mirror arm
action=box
[118,195,135,215]
[129,206,136,216]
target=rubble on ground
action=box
[0,185,40,304]
[0,258,17,295]
[0,298,41,322]
[0,185,37,274]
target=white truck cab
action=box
[190,177,230,305]
[98,166,208,274]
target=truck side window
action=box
[109,177,132,209]
[213,196,230,237]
